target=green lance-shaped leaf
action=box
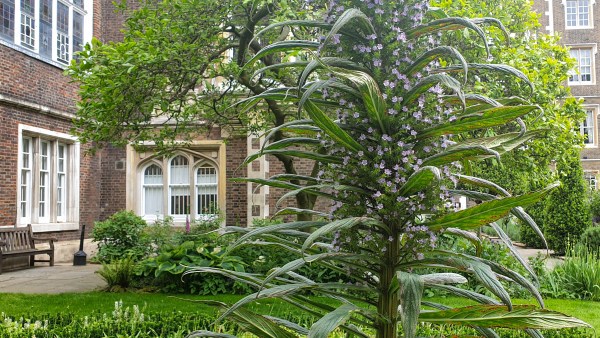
[427,284,500,305]
[455,174,511,197]
[405,46,469,84]
[187,331,237,338]
[263,316,310,336]
[277,183,370,208]
[471,261,512,310]
[442,93,502,107]
[421,145,500,167]
[259,137,322,154]
[448,189,497,202]
[251,61,309,83]
[299,57,371,89]
[273,207,331,218]
[253,20,365,45]
[303,217,387,252]
[427,182,558,231]
[242,148,343,166]
[419,105,540,140]
[308,303,362,338]
[235,87,299,114]
[403,73,464,109]
[228,307,298,338]
[407,17,490,57]
[419,305,591,329]
[444,227,482,256]
[398,272,424,338]
[511,207,548,249]
[226,220,326,253]
[489,222,537,281]
[323,8,375,47]
[327,67,388,134]
[261,119,319,147]
[303,99,365,153]
[299,78,338,115]
[437,63,533,94]
[397,166,441,197]
[471,17,510,44]
[448,130,545,154]
[243,41,320,69]
[261,252,364,288]
[268,173,320,184]
[230,177,301,191]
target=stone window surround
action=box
[125,141,227,226]
[563,0,596,29]
[17,124,80,232]
[567,43,597,85]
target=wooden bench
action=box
[0,224,55,274]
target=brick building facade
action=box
[0,0,281,240]
[533,0,600,188]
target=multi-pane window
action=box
[196,167,218,215]
[0,0,15,39]
[585,172,598,190]
[19,135,73,224]
[143,164,163,217]
[581,109,596,145]
[566,0,592,28]
[0,0,87,65]
[140,154,219,222]
[569,48,594,84]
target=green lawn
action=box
[0,293,597,330]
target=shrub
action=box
[136,240,248,295]
[97,256,137,292]
[589,190,600,224]
[92,210,150,263]
[519,201,547,249]
[580,226,600,255]
[544,155,592,255]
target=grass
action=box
[0,292,598,331]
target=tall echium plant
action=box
[188,1,590,337]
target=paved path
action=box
[0,246,559,294]
[0,263,105,294]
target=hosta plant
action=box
[187,1,590,337]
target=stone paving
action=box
[0,263,105,294]
[0,246,560,294]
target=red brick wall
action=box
[0,104,101,239]
[226,136,248,226]
[99,145,127,220]
[0,46,79,113]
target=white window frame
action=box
[581,106,598,147]
[0,0,92,67]
[137,152,220,223]
[564,0,595,29]
[17,124,79,232]
[141,162,164,219]
[585,171,598,190]
[568,45,597,85]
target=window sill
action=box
[568,82,595,86]
[565,26,594,30]
[31,222,79,233]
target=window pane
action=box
[170,156,189,184]
[143,164,163,215]
[39,0,52,58]
[0,0,15,40]
[73,11,83,57]
[170,186,190,215]
[196,167,217,215]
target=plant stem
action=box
[377,228,399,338]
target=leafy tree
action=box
[432,0,587,248]
[544,153,592,255]
[188,1,589,337]
[67,0,325,219]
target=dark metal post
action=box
[73,224,87,266]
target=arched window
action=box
[196,166,218,216]
[169,156,190,215]
[143,164,163,216]
[139,153,219,223]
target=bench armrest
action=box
[0,239,5,246]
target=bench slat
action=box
[0,224,55,274]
